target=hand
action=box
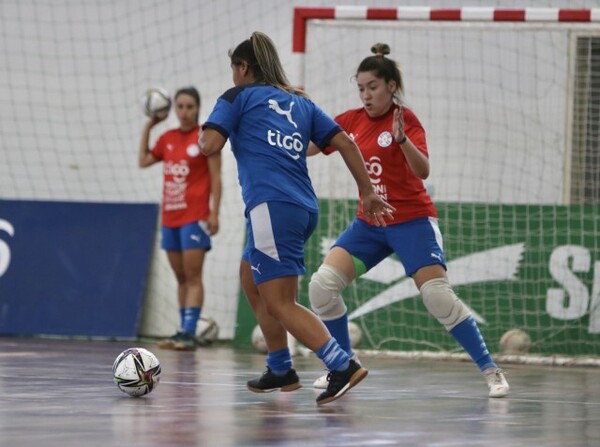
[149,112,167,127]
[392,107,405,143]
[362,191,395,227]
[206,214,219,235]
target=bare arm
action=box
[206,152,222,235]
[307,142,321,157]
[329,132,395,226]
[393,108,429,179]
[138,115,166,168]
[199,128,227,156]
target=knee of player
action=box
[308,264,349,320]
[419,277,471,331]
[262,301,286,321]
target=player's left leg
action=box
[395,218,509,398]
[241,258,299,392]
[309,218,391,388]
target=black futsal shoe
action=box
[316,359,368,405]
[247,367,302,393]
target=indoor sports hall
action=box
[1,1,599,446]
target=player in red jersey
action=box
[138,86,222,351]
[308,43,509,398]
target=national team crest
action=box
[377,131,393,148]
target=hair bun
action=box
[371,43,390,57]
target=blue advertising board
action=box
[0,199,158,338]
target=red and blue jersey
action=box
[151,124,211,227]
[324,105,437,224]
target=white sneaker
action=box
[485,368,509,398]
[313,354,359,389]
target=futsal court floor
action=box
[0,337,598,447]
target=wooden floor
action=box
[0,337,599,447]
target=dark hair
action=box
[356,43,404,101]
[229,31,307,97]
[175,86,201,123]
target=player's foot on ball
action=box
[247,368,302,393]
[157,331,184,350]
[316,359,367,406]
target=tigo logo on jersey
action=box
[164,161,190,183]
[267,99,304,160]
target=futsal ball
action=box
[499,328,532,355]
[142,87,171,118]
[251,324,268,354]
[196,316,219,342]
[112,347,161,397]
[348,321,363,348]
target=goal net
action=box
[0,1,251,339]
[299,7,600,360]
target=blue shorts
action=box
[333,217,446,277]
[246,202,318,285]
[161,221,212,251]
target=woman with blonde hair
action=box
[199,32,394,405]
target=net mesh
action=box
[301,20,600,358]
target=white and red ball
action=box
[113,347,161,397]
[142,87,171,118]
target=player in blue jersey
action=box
[199,31,394,405]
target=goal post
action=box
[294,6,600,361]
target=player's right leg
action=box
[257,275,368,405]
[157,226,186,349]
[172,222,211,351]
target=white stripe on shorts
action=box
[249,203,280,261]
[428,217,444,251]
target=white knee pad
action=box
[309,264,349,321]
[420,277,471,331]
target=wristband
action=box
[397,134,407,145]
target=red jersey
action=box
[151,125,212,227]
[324,105,437,224]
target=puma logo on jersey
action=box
[268,99,297,128]
[251,263,262,275]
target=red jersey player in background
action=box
[307,43,510,398]
[138,86,222,351]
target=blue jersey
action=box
[204,83,341,215]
